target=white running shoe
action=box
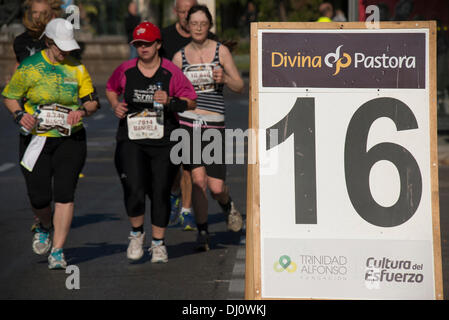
[149,241,168,263]
[127,231,145,261]
[48,248,67,270]
[32,227,52,256]
[226,201,243,233]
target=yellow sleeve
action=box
[76,64,94,99]
[2,66,29,100]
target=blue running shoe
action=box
[48,248,67,270]
[180,211,196,231]
[32,227,52,255]
[168,193,181,226]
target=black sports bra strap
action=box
[181,48,187,68]
[214,42,221,64]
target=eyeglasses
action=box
[188,21,209,29]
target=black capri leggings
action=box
[114,141,178,228]
[19,129,87,209]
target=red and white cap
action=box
[130,22,161,44]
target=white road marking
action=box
[0,163,16,173]
[93,114,105,120]
[228,230,246,300]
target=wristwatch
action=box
[78,107,88,117]
[13,110,25,125]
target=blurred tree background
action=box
[76,0,128,36]
[216,0,325,56]
[73,0,331,71]
[4,0,342,72]
[72,0,326,40]
[250,0,322,22]
[5,0,333,41]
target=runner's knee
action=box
[192,174,207,192]
[209,183,225,198]
[30,196,52,210]
[125,191,146,217]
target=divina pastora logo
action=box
[270,45,417,77]
[324,45,351,75]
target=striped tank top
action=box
[181,42,225,115]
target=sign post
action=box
[246,22,443,300]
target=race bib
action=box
[37,104,72,136]
[127,109,164,140]
[184,63,215,93]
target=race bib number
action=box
[184,63,215,93]
[127,109,164,140]
[37,104,72,136]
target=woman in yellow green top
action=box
[2,18,99,270]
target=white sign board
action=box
[246,22,442,300]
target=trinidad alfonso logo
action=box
[274,255,297,273]
[325,45,352,76]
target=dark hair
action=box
[43,35,55,48]
[187,4,213,28]
[186,4,238,53]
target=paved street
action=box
[0,84,248,300]
[1,80,448,300]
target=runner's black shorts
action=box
[178,121,227,181]
[19,128,87,209]
[114,140,178,226]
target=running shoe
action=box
[180,211,196,231]
[127,231,145,261]
[32,226,52,255]
[224,201,243,232]
[196,230,210,252]
[149,241,168,263]
[168,193,181,226]
[30,222,39,232]
[48,248,67,270]
[30,215,40,232]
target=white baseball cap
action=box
[40,18,80,52]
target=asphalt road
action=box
[0,84,248,300]
[0,82,448,300]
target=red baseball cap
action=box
[130,22,161,44]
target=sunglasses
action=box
[133,41,156,48]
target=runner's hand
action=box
[154,90,169,105]
[113,102,128,119]
[20,113,37,131]
[213,66,224,84]
[67,110,84,125]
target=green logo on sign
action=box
[274,255,297,273]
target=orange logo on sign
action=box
[325,45,352,76]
